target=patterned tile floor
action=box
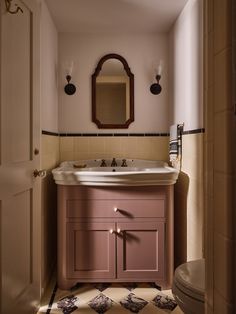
[38,282,184,314]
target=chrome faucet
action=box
[100,159,107,167]
[121,159,127,167]
[111,158,117,167]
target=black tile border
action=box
[46,283,57,314]
[114,133,129,136]
[146,133,170,136]
[42,130,59,136]
[98,133,114,136]
[42,128,204,137]
[129,133,147,136]
[182,128,205,135]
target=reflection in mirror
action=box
[96,59,129,124]
[92,54,134,129]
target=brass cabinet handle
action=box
[110,228,122,234]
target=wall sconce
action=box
[64,75,76,95]
[150,60,163,95]
[64,61,76,95]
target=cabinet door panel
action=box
[67,222,116,279]
[117,222,164,280]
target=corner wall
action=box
[40,0,59,294]
[169,0,204,264]
[204,0,235,312]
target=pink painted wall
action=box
[40,0,58,132]
[58,33,169,133]
[40,0,203,134]
[169,0,203,130]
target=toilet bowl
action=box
[172,259,205,314]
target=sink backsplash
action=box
[59,136,169,163]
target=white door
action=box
[0,0,41,313]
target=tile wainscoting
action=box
[174,132,204,266]
[59,135,169,163]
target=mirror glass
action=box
[92,54,134,129]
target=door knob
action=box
[33,169,47,178]
[34,148,39,155]
[117,228,121,234]
[114,207,118,212]
[109,229,114,234]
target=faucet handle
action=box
[100,159,106,167]
[111,157,117,167]
[121,159,127,167]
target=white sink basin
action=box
[52,159,179,186]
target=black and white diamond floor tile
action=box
[38,282,183,314]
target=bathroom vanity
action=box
[53,159,178,290]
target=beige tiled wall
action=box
[182,133,204,261]
[41,134,60,292]
[59,136,169,162]
[174,133,204,266]
[42,134,60,169]
[204,0,235,312]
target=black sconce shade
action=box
[150,74,162,95]
[64,75,76,95]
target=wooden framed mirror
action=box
[92,54,134,129]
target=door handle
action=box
[33,169,47,178]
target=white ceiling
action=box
[45,0,189,34]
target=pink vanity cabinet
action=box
[57,185,174,290]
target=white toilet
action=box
[172,259,205,314]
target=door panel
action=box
[2,0,32,163]
[0,1,41,313]
[117,222,165,280]
[67,222,116,279]
[2,190,32,300]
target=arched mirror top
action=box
[93,54,133,77]
[92,54,134,129]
